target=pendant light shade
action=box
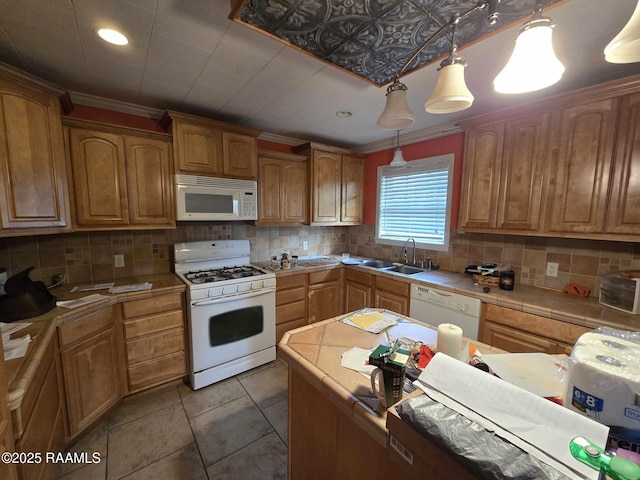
[494,13,565,94]
[605,0,640,63]
[389,130,407,166]
[377,79,415,130]
[425,61,474,114]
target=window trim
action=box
[375,153,454,252]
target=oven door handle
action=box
[191,288,275,307]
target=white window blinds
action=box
[376,154,453,251]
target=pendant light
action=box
[425,17,474,114]
[389,130,407,166]
[493,0,564,94]
[377,77,415,130]
[605,0,640,63]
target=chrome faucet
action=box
[402,238,416,265]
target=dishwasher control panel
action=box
[410,284,481,318]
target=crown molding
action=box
[355,121,463,154]
[69,91,165,119]
[258,131,307,146]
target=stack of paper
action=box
[341,308,399,333]
[57,294,109,309]
[0,322,32,361]
[70,282,114,292]
[108,282,152,293]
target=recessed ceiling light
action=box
[97,28,129,46]
[336,111,352,118]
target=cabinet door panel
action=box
[283,161,308,224]
[311,151,341,224]
[497,113,549,230]
[374,290,408,316]
[340,155,364,224]
[62,327,121,437]
[546,98,618,233]
[69,129,129,226]
[459,124,504,229]
[0,80,68,229]
[258,160,283,223]
[222,131,257,179]
[345,281,371,312]
[606,93,640,234]
[308,281,342,323]
[124,136,173,225]
[174,122,222,175]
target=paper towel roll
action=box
[564,331,640,431]
[437,323,463,359]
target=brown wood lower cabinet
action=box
[276,273,308,342]
[58,307,122,440]
[9,334,64,480]
[308,269,343,323]
[344,269,373,312]
[120,294,187,393]
[481,304,591,354]
[374,276,409,316]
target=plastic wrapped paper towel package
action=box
[564,327,640,453]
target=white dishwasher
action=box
[409,284,481,340]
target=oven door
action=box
[189,287,276,372]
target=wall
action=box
[0,224,347,285]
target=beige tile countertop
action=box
[277,310,504,447]
[4,272,185,411]
[261,254,640,332]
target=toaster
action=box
[599,270,640,315]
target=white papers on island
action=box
[341,308,398,333]
[70,282,114,292]
[413,353,609,480]
[57,294,109,309]
[108,283,152,294]
[0,323,32,361]
[341,347,376,377]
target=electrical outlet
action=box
[546,262,559,277]
[303,241,308,251]
[114,254,125,268]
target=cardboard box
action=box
[386,394,479,480]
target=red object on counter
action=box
[418,345,434,369]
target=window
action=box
[376,154,454,252]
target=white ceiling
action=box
[0,0,639,152]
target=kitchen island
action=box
[277,310,507,480]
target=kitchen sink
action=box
[387,265,425,275]
[360,259,393,268]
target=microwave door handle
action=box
[191,288,275,307]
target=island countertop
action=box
[277,309,504,447]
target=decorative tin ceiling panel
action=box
[233,0,564,86]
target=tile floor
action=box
[57,361,289,480]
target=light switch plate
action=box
[546,262,559,277]
[114,254,125,268]
[303,241,308,251]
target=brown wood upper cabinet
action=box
[293,142,364,225]
[460,75,640,241]
[64,119,174,230]
[161,110,260,180]
[460,112,548,232]
[0,62,71,236]
[257,149,308,225]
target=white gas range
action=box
[174,240,276,390]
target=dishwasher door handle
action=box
[428,289,451,298]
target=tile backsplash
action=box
[1,222,638,298]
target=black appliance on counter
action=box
[0,267,56,322]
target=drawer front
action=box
[276,286,306,306]
[126,329,184,365]
[277,273,308,290]
[58,307,114,348]
[127,352,186,392]
[309,268,341,284]
[123,310,184,339]
[345,269,373,285]
[122,294,183,319]
[375,276,409,296]
[276,300,306,324]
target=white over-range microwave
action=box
[175,174,258,221]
